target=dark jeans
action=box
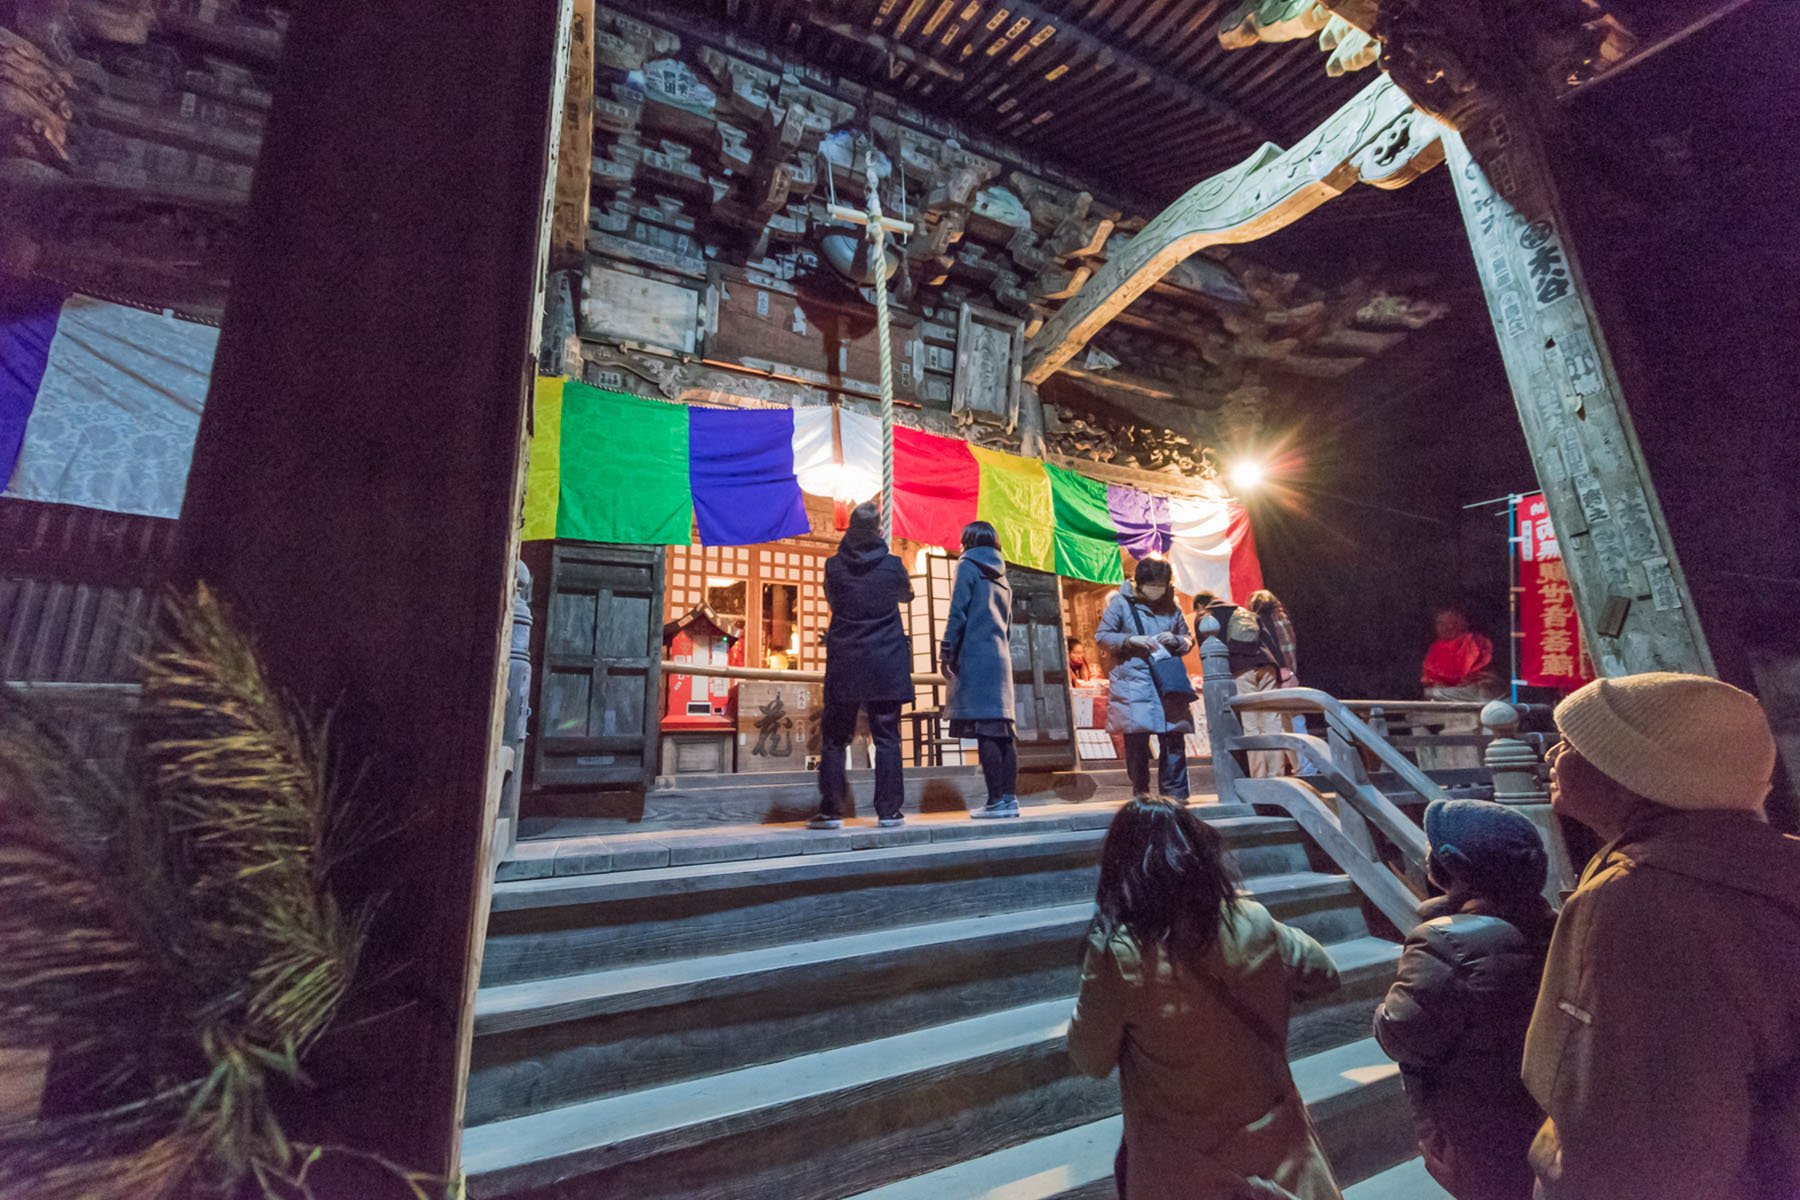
[1123,731,1189,799]
[976,733,1017,803]
[818,699,904,819]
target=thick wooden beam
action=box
[1443,120,1710,676]
[1021,73,1442,384]
[550,0,596,270]
[174,2,562,1187]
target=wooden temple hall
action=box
[0,0,1794,1197]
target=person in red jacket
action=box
[1419,607,1503,770]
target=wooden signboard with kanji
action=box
[706,264,924,402]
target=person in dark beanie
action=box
[810,501,914,829]
[1524,672,1800,1200]
[1374,800,1556,1200]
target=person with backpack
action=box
[940,520,1019,819]
[1069,797,1344,1200]
[1194,589,1286,777]
[1096,559,1196,801]
[1374,800,1557,1200]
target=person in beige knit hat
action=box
[1523,672,1800,1200]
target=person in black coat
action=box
[810,501,915,829]
[940,521,1017,819]
[1373,799,1556,1200]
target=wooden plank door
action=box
[534,541,664,789]
[1008,565,1075,771]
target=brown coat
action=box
[1068,901,1344,1200]
[1523,808,1800,1200]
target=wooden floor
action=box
[466,788,1432,1198]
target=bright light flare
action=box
[1228,460,1266,491]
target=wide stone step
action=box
[518,764,1218,839]
[841,1038,1415,1200]
[466,875,1392,1126]
[1344,1157,1453,1200]
[462,942,1405,1200]
[498,797,1249,882]
[480,816,1330,986]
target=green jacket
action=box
[1523,808,1800,1200]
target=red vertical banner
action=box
[1519,493,1595,689]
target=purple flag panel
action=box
[688,406,811,546]
[1106,484,1171,558]
[0,287,62,483]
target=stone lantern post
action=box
[1481,699,1577,904]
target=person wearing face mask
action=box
[1095,559,1195,801]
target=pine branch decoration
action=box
[0,583,411,1200]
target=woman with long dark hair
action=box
[1069,798,1344,1200]
[940,520,1018,819]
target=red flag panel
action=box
[890,426,979,552]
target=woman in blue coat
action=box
[940,521,1019,819]
[1095,558,1195,800]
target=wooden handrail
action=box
[1228,730,1433,868]
[1197,643,1440,929]
[1236,776,1425,933]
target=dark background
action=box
[1244,1,1800,725]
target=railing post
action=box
[1199,617,1246,804]
[1482,699,1577,905]
[1326,724,1380,855]
[496,558,533,859]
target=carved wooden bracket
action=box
[1021,73,1443,385]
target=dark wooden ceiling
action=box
[668,0,1366,204]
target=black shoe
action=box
[877,815,906,828]
[971,797,1020,819]
[806,813,844,830]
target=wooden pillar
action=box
[173,2,565,1187]
[550,0,596,272]
[1442,114,1712,678]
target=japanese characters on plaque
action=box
[1445,118,1702,676]
[1519,493,1595,690]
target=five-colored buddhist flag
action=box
[1106,484,1171,559]
[972,445,1055,573]
[689,406,809,546]
[1045,463,1125,585]
[1168,497,1262,602]
[552,380,695,545]
[523,378,1263,601]
[890,424,978,551]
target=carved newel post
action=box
[1481,699,1576,905]
[1199,616,1246,805]
[496,558,534,856]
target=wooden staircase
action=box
[463,795,1443,1199]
